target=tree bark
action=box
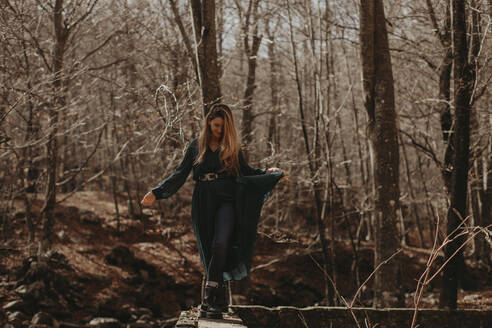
[239,0,261,160]
[426,0,454,192]
[266,19,280,151]
[468,0,490,268]
[416,152,441,246]
[401,135,424,247]
[439,0,474,310]
[168,0,195,74]
[359,0,401,307]
[190,0,222,115]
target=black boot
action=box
[215,282,228,313]
[200,285,223,320]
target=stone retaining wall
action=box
[230,305,491,328]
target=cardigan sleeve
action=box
[238,149,266,176]
[151,139,196,200]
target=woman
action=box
[141,104,286,319]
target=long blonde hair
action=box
[194,104,241,175]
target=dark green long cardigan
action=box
[151,138,284,281]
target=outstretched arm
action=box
[142,139,196,205]
[238,150,266,176]
[237,149,288,181]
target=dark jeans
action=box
[207,202,235,283]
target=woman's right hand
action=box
[141,191,156,207]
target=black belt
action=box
[198,172,231,181]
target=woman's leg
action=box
[207,202,235,284]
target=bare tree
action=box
[264,10,281,152]
[426,0,454,192]
[359,0,401,307]
[439,0,476,310]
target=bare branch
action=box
[425,0,443,44]
[80,30,120,62]
[399,129,443,170]
[87,58,127,71]
[67,0,99,34]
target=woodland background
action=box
[0,0,491,326]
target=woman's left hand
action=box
[266,167,282,174]
[266,167,289,180]
[268,167,289,182]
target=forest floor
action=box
[1,190,491,326]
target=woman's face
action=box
[208,116,224,140]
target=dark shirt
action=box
[201,145,237,202]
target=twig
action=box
[410,208,491,328]
[349,249,403,308]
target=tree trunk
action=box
[240,0,261,160]
[40,0,68,256]
[359,0,401,307]
[439,0,474,310]
[266,28,279,151]
[401,136,424,247]
[190,0,222,115]
[439,43,454,192]
[426,0,454,192]
[469,0,490,269]
[416,149,441,246]
[169,0,196,74]
[477,166,491,266]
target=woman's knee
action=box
[217,202,234,219]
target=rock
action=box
[126,322,153,328]
[124,275,140,285]
[463,294,481,301]
[80,210,101,224]
[105,247,157,281]
[32,311,59,327]
[158,317,179,328]
[135,308,152,318]
[3,300,25,312]
[105,246,134,267]
[115,304,133,322]
[8,311,28,325]
[38,297,58,308]
[57,230,66,240]
[59,322,90,328]
[16,281,46,300]
[13,211,26,220]
[97,298,131,322]
[66,206,80,215]
[88,317,121,328]
[137,314,152,322]
[139,269,149,280]
[58,295,69,308]
[47,251,72,270]
[135,286,153,304]
[380,291,399,307]
[15,284,28,295]
[422,292,437,305]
